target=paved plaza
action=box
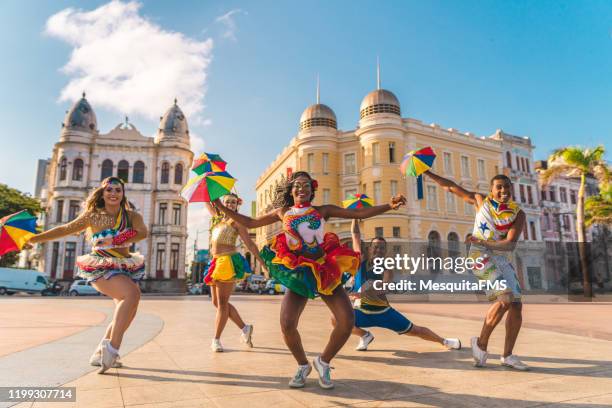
[1,295,611,408]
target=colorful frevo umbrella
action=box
[342,193,374,209]
[400,146,436,200]
[191,152,227,175]
[0,210,37,256]
[181,171,236,203]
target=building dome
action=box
[299,104,337,131]
[359,89,400,119]
[63,93,97,131]
[159,99,189,137]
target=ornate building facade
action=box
[36,94,193,292]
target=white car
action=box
[69,280,100,296]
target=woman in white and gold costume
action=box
[27,177,147,373]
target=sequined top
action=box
[210,219,239,247]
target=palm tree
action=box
[585,182,612,227]
[540,146,610,298]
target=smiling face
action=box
[223,195,239,211]
[291,175,313,205]
[370,238,387,259]
[490,177,513,203]
[102,181,124,208]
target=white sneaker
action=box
[211,338,224,352]
[241,324,253,348]
[89,344,122,368]
[356,331,375,351]
[443,338,461,350]
[313,356,334,389]
[501,354,530,371]
[471,336,488,367]
[97,340,118,374]
[288,364,312,388]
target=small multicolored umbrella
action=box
[399,146,436,199]
[181,171,236,203]
[342,193,374,209]
[191,153,227,175]
[0,210,37,256]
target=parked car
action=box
[264,279,286,295]
[188,282,209,295]
[0,267,49,295]
[69,280,100,296]
[246,274,267,293]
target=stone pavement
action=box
[2,295,611,408]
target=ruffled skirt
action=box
[204,252,251,285]
[76,252,145,283]
[261,232,360,299]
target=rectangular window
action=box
[530,221,537,241]
[55,200,64,223]
[519,184,526,203]
[461,156,470,177]
[362,183,367,195]
[64,242,76,279]
[372,143,380,164]
[563,214,571,231]
[323,189,330,204]
[427,185,438,211]
[173,204,181,225]
[392,227,400,238]
[388,142,396,163]
[527,185,533,205]
[477,159,486,180]
[373,181,382,204]
[560,187,568,203]
[307,153,314,173]
[170,243,180,279]
[541,188,547,201]
[158,203,167,225]
[464,201,474,216]
[375,227,384,237]
[516,156,521,171]
[570,189,577,205]
[443,152,453,175]
[345,188,357,199]
[51,242,60,279]
[156,243,166,279]
[68,200,80,221]
[390,180,398,197]
[525,158,530,172]
[446,191,456,213]
[549,187,556,202]
[322,153,329,175]
[344,153,356,174]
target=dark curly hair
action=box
[277,171,316,208]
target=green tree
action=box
[540,146,610,298]
[585,183,612,227]
[0,183,42,267]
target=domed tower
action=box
[296,79,339,207]
[155,98,191,150]
[59,92,97,142]
[356,63,407,240]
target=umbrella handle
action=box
[417,174,424,200]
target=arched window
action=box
[133,161,145,184]
[59,157,67,181]
[118,160,129,183]
[174,163,183,185]
[160,162,170,184]
[506,152,512,169]
[101,159,113,180]
[427,231,442,273]
[72,158,83,181]
[448,232,460,260]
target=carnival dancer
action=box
[336,219,461,351]
[425,171,529,370]
[26,177,147,373]
[214,171,406,389]
[203,193,267,352]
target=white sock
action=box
[318,357,329,367]
[106,342,119,355]
[242,325,250,333]
[299,363,310,369]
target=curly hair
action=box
[84,177,131,213]
[276,171,316,208]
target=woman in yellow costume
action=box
[204,193,266,352]
[214,171,406,390]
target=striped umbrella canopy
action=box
[181,171,236,203]
[399,146,436,199]
[0,210,37,256]
[342,193,374,209]
[191,152,227,175]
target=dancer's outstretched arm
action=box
[234,222,269,277]
[319,195,406,220]
[214,199,282,228]
[425,171,485,206]
[28,212,90,245]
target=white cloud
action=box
[45,0,213,122]
[215,9,246,41]
[190,131,206,156]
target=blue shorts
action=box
[354,307,413,334]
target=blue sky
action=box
[1,0,610,200]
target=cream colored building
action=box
[255,85,504,263]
